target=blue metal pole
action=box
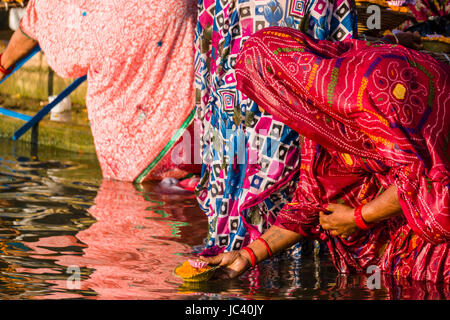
[0,45,41,122]
[12,75,87,141]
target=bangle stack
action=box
[0,53,14,76]
[242,237,273,269]
[242,247,257,268]
[354,205,373,230]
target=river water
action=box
[0,138,447,300]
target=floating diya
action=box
[174,258,219,282]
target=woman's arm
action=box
[201,185,402,277]
[360,184,402,224]
[0,29,38,79]
[201,225,302,279]
[319,185,402,237]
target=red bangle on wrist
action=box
[242,247,257,268]
[0,53,14,76]
[354,205,373,230]
[256,238,272,257]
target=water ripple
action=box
[0,138,448,300]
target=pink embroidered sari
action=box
[236,27,450,282]
[20,0,199,182]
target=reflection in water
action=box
[0,138,448,300]
[64,180,204,299]
[0,138,207,299]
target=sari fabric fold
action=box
[236,26,450,282]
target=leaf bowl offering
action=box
[174,259,219,282]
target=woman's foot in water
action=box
[156,175,199,194]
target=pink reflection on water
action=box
[18,180,204,299]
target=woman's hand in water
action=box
[199,226,303,279]
[200,250,251,279]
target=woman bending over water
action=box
[202,27,449,283]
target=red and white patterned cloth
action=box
[236,27,450,282]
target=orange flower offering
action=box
[175,259,211,279]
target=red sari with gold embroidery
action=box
[236,27,450,283]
